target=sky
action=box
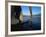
[32,6,41,15]
[21,6,41,15]
[21,6,30,15]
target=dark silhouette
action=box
[11,6,23,31]
[11,6,21,20]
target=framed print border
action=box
[5,1,45,36]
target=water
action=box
[23,16,41,30]
[32,16,41,30]
[11,16,41,31]
[23,16,30,22]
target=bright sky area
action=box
[21,6,41,15]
